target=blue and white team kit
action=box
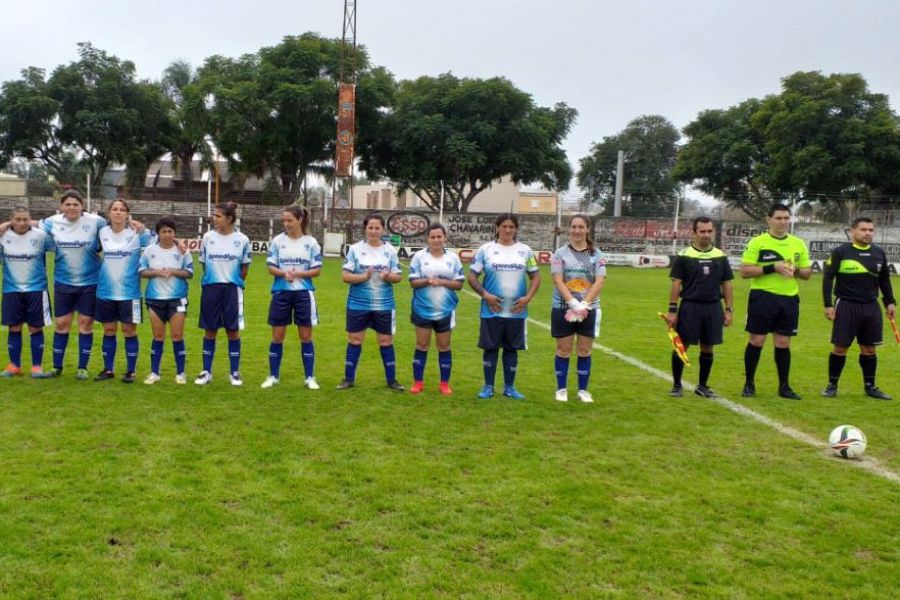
[469,241,539,319]
[408,248,465,325]
[0,227,54,327]
[95,227,153,323]
[266,233,322,326]
[198,230,252,330]
[343,241,402,334]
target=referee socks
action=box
[828,352,846,384]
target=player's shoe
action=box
[194,371,212,385]
[555,389,568,402]
[94,370,115,382]
[438,381,453,396]
[260,375,279,389]
[30,366,46,379]
[669,385,683,397]
[44,367,63,378]
[143,373,161,385]
[229,372,243,387]
[576,389,594,403]
[304,377,320,390]
[121,372,136,384]
[820,383,837,398]
[76,368,90,380]
[0,364,21,378]
[502,385,525,400]
[409,381,425,395]
[778,385,802,400]
[477,384,494,399]
[174,373,187,385]
[336,379,354,390]
[864,386,892,400]
[694,385,715,398]
[387,380,405,392]
[741,382,755,398]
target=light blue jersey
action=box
[139,243,194,300]
[550,245,607,309]
[40,213,106,286]
[267,233,322,292]
[469,241,539,319]
[1,228,54,293]
[96,226,152,301]
[342,241,401,311]
[199,230,252,287]
[408,248,465,321]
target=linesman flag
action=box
[890,314,900,344]
[658,312,690,366]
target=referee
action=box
[821,217,896,400]
[665,217,734,398]
[740,203,812,399]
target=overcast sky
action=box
[4,0,899,198]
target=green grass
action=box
[0,258,898,598]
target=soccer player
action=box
[0,207,54,378]
[664,216,734,398]
[338,213,404,391]
[139,217,194,385]
[467,213,541,400]
[261,206,322,390]
[550,214,606,403]
[821,217,896,400]
[740,203,811,399]
[194,202,252,386]
[408,223,465,396]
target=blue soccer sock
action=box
[380,345,397,383]
[173,340,186,374]
[30,331,44,368]
[77,332,93,370]
[125,336,139,373]
[52,332,69,369]
[344,343,362,381]
[269,342,284,378]
[150,339,164,375]
[555,355,569,390]
[412,348,427,382]
[228,338,241,374]
[438,350,452,383]
[7,331,22,367]
[301,341,315,378]
[577,355,592,391]
[502,349,518,387]
[102,335,116,372]
[482,349,499,387]
[202,338,216,373]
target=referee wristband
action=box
[762,264,775,275]
[667,303,678,314]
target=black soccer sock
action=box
[671,350,684,387]
[698,352,713,387]
[744,343,762,385]
[828,352,846,385]
[859,354,877,388]
[774,347,791,387]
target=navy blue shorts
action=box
[410,310,455,333]
[550,306,601,339]
[478,317,527,350]
[95,298,143,324]
[199,284,243,331]
[54,283,96,318]
[2,291,52,327]
[147,298,188,323]
[268,290,318,327]
[346,309,395,335]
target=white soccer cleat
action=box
[304,377,320,390]
[143,372,161,385]
[175,373,187,385]
[577,389,594,403]
[260,375,279,389]
[229,372,243,387]
[555,388,568,402]
[194,371,212,385]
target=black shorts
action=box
[147,298,188,323]
[54,283,96,318]
[676,301,724,346]
[410,310,455,333]
[745,290,800,336]
[831,299,883,347]
[478,317,527,351]
[346,309,395,335]
[95,298,143,324]
[550,307,601,338]
[1,291,52,328]
[268,290,317,327]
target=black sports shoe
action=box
[821,383,838,398]
[121,372,136,384]
[864,386,892,400]
[387,380,405,392]
[44,367,63,378]
[694,385,715,398]
[741,382,755,398]
[778,385,802,400]
[669,385,683,397]
[335,379,354,390]
[94,370,115,382]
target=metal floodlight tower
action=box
[330,0,358,235]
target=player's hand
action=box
[129,219,146,234]
[380,269,393,282]
[285,269,295,282]
[824,307,836,321]
[176,239,189,255]
[483,292,503,313]
[777,261,795,279]
[723,311,733,327]
[886,304,896,319]
[511,297,530,314]
[665,313,677,328]
[365,267,374,280]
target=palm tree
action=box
[161,60,210,200]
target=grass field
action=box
[1,256,898,598]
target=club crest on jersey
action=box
[30,239,38,247]
[82,225,90,232]
[233,241,240,248]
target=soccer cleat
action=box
[0,364,21,378]
[555,389,568,402]
[229,372,243,387]
[741,382,756,398]
[260,375,279,389]
[502,385,525,400]
[477,384,494,399]
[94,370,115,382]
[669,385,683,398]
[121,372,136,384]
[76,368,90,380]
[30,366,46,379]
[387,380,405,392]
[864,386,892,400]
[44,367,63,378]
[438,381,453,396]
[304,377,320,390]
[577,389,594,403]
[143,373,161,385]
[336,379,354,390]
[174,373,187,385]
[778,385,802,400]
[694,385,716,398]
[821,383,838,398]
[194,371,212,385]
[409,381,425,395]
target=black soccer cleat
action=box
[741,382,755,398]
[669,385,683,397]
[387,380,405,392]
[864,386,892,400]
[694,385,716,398]
[121,372,136,384]
[335,379,354,390]
[94,370,115,382]
[778,385,802,400]
[821,383,838,398]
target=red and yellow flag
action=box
[658,312,690,366]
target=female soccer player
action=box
[261,206,322,390]
[550,214,606,403]
[194,202,252,386]
[466,213,541,399]
[408,223,464,395]
[338,213,404,391]
[94,199,153,383]
[139,217,194,384]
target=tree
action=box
[160,60,210,199]
[362,74,575,212]
[576,115,680,216]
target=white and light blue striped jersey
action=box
[139,243,194,300]
[408,248,465,321]
[198,230,252,287]
[342,241,401,311]
[0,228,54,293]
[550,245,607,309]
[267,233,322,293]
[40,213,106,286]
[469,241,539,319]
[96,227,153,301]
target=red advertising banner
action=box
[335,83,356,177]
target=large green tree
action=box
[362,74,575,212]
[159,60,210,198]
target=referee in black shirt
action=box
[821,217,896,399]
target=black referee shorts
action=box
[831,299,883,347]
[676,301,724,346]
[745,290,800,336]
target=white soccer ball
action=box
[828,425,867,459]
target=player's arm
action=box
[511,269,541,313]
[740,262,793,278]
[721,280,734,326]
[877,255,896,318]
[466,267,502,312]
[822,251,838,320]
[665,279,682,327]
[240,264,249,280]
[582,275,605,306]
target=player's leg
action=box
[823,301,852,396]
[75,286,97,375]
[97,318,118,380]
[575,333,594,403]
[121,319,139,383]
[170,309,187,383]
[263,291,289,388]
[339,310,367,389]
[145,306,166,384]
[772,295,800,399]
[435,327,453,395]
[695,304,723,398]
[477,317,500,398]
[554,335,573,401]
[859,302,889,399]
[410,325,431,393]
[376,311,402,391]
[2,321,24,376]
[298,291,317,389]
[50,285,76,374]
[500,319,526,400]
